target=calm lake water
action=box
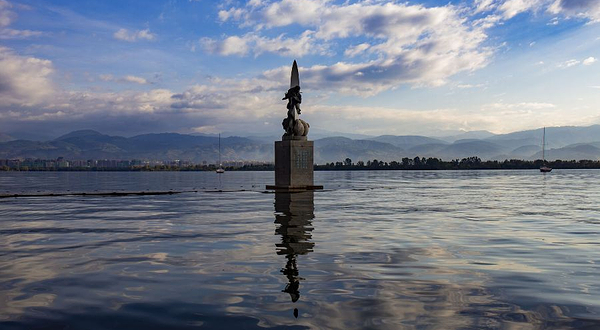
[0,170,599,329]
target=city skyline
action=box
[0,0,599,138]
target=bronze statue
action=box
[282,61,309,137]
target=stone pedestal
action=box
[266,136,323,191]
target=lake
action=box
[0,170,599,329]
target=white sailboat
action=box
[216,133,225,173]
[540,127,552,173]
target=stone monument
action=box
[266,60,323,191]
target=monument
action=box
[266,60,323,191]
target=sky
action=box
[0,0,599,139]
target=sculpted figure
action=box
[282,61,309,137]
[283,85,302,115]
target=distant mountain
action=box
[315,137,403,163]
[530,144,600,161]
[491,145,541,160]
[225,128,375,144]
[54,130,132,156]
[509,145,540,157]
[370,135,446,148]
[486,125,600,149]
[309,129,374,141]
[55,129,105,140]
[439,130,496,143]
[408,143,447,156]
[3,125,600,162]
[0,131,269,163]
[5,131,56,141]
[0,133,14,143]
[437,140,505,159]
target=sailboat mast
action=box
[542,127,545,162]
[218,133,221,166]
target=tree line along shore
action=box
[3,157,600,171]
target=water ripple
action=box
[0,170,599,329]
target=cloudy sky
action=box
[0,0,599,138]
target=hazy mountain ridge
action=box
[438,130,496,142]
[315,137,404,162]
[0,133,14,143]
[370,135,446,148]
[2,125,600,163]
[0,130,268,163]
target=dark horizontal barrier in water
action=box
[0,190,257,198]
[0,191,187,198]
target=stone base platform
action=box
[266,138,323,191]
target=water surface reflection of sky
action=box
[0,170,599,329]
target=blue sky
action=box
[0,0,599,138]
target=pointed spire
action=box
[290,60,300,88]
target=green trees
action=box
[314,158,600,170]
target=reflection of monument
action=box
[267,61,323,191]
[274,191,315,308]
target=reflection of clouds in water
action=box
[1,171,600,328]
[259,250,578,329]
[0,254,59,319]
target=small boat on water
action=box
[216,133,225,174]
[540,127,552,173]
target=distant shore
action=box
[3,157,600,171]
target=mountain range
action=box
[2,125,600,163]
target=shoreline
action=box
[3,167,600,172]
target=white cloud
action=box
[122,75,149,84]
[583,57,597,65]
[0,66,285,133]
[557,57,597,68]
[0,46,55,107]
[99,74,149,84]
[306,105,493,136]
[559,59,580,68]
[213,1,492,93]
[0,0,15,27]
[252,31,323,57]
[0,49,595,137]
[472,0,600,23]
[99,74,114,81]
[473,14,503,29]
[548,0,600,21]
[297,101,587,136]
[499,0,544,19]
[0,0,44,39]
[547,16,559,25]
[483,102,556,111]
[474,0,498,13]
[238,0,327,28]
[201,35,249,56]
[113,28,156,42]
[469,101,594,133]
[218,7,244,21]
[201,31,324,57]
[344,43,370,57]
[456,83,485,89]
[0,28,43,39]
[2,0,598,137]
